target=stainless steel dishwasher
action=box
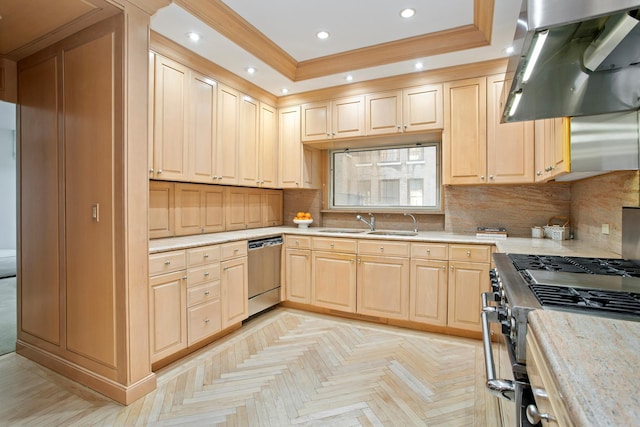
[247,236,283,316]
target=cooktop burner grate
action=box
[508,254,640,277]
[530,284,640,316]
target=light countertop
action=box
[149,226,621,258]
[527,310,640,426]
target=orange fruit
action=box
[296,211,305,218]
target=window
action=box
[330,144,441,211]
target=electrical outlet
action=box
[601,224,610,235]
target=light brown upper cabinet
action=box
[534,118,570,182]
[486,74,535,184]
[151,54,189,181]
[225,187,263,231]
[443,77,487,185]
[301,96,365,142]
[278,106,321,189]
[238,94,260,187]
[239,100,278,187]
[365,84,443,136]
[263,189,283,227]
[188,71,218,183]
[174,183,225,235]
[216,84,241,185]
[149,181,175,239]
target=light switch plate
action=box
[601,224,610,235]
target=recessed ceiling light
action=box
[316,31,330,40]
[246,67,256,74]
[414,62,424,70]
[281,88,289,94]
[187,32,200,42]
[345,74,353,82]
[400,8,415,19]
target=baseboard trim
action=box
[16,340,156,405]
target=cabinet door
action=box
[238,94,260,186]
[487,74,534,184]
[221,256,248,328]
[443,77,487,185]
[357,255,409,320]
[301,101,330,142]
[409,259,448,326]
[312,251,357,312]
[188,72,217,183]
[279,106,302,187]
[149,271,187,362]
[201,185,225,233]
[245,188,263,229]
[365,91,402,136]
[285,249,311,304]
[174,183,204,235]
[216,84,240,185]
[225,186,248,231]
[263,190,283,227]
[534,118,570,181]
[153,55,189,181]
[332,96,365,139]
[259,103,278,187]
[447,261,490,332]
[149,181,174,238]
[188,299,222,345]
[403,84,443,132]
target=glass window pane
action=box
[331,144,440,210]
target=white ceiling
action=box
[151,0,521,96]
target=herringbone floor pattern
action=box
[0,308,499,426]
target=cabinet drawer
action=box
[286,235,311,249]
[221,240,248,260]
[188,299,222,345]
[187,281,220,307]
[312,237,357,253]
[149,250,186,276]
[358,240,409,257]
[187,263,221,286]
[187,245,221,267]
[410,242,448,260]
[449,244,492,263]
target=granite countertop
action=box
[527,310,640,426]
[149,226,621,258]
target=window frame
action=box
[328,142,442,213]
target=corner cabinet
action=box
[443,77,487,185]
[278,105,321,189]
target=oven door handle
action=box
[481,292,515,401]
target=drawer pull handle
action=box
[426,249,431,253]
[442,265,446,270]
[379,247,384,252]
[204,254,209,258]
[330,244,335,248]
[164,261,171,265]
[450,266,454,271]
[204,319,210,324]
[466,251,471,257]
[234,248,239,253]
[204,291,210,296]
[204,272,209,277]
[182,275,187,280]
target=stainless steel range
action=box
[482,206,640,426]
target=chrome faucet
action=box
[356,213,376,231]
[404,213,418,233]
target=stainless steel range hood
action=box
[502,0,640,123]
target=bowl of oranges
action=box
[293,212,313,228]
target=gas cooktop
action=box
[508,254,640,277]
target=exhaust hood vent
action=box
[502,1,640,123]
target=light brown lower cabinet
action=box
[409,259,448,326]
[285,248,312,304]
[357,255,409,319]
[446,260,490,332]
[311,251,357,312]
[149,270,187,363]
[220,241,249,328]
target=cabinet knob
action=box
[157,169,163,174]
[403,124,408,129]
[204,290,210,296]
[489,175,494,180]
[536,171,543,176]
[442,265,446,270]
[351,259,355,263]
[480,175,485,180]
[330,243,334,248]
[149,168,154,173]
[397,125,401,130]
[204,319,210,324]
[204,272,209,277]
[379,247,384,252]
[182,275,187,280]
[295,240,300,245]
[450,265,454,271]
[466,250,471,257]
[357,258,361,264]
[234,248,239,253]
[426,249,431,254]
[204,254,209,258]
[164,260,171,265]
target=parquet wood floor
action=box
[0,308,500,426]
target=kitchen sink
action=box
[318,229,366,234]
[366,230,418,236]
